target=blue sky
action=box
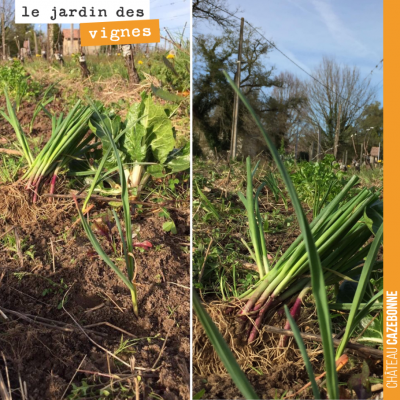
[195,0,383,104]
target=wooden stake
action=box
[230,18,245,160]
[333,104,342,159]
[317,128,321,161]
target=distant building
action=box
[62,29,100,55]
[369,146,380,163]
[20,40,31,56]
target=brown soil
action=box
[0,199,190,399]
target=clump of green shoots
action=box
[0,87,93,202]
[237,161,380,345]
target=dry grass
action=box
[0,182,72,228]
[193,300,324,379]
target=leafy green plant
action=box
[160,208,177,234]
[81,93,189,209]
[0,61,41,109]
[264,171,288,209]
[75,100,139,316]
[290,155,349,214]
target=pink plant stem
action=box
[247,295,275,344]
[48,174,57,202]
[278,285,311,347]
[278,298,303,347]
[32,175,43,203]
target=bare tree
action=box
[270,71,308,147]
[1,0,14,60]
[193,0,241,28]
[305,57,375,150]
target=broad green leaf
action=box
[151,84,185,103]
[163,221,177,234]
[166,142,190,173]
[124,123,148,162]
[141,94,175,163]
[147,164,164,178]
[89,114,126,169]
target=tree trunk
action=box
[47,24,54,60]
[1,9,5,60]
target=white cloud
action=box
[311,0,374,58]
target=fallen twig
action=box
[43,193,189,213]
[285,354,348,398]
[0,307,107,337]
[262,324,383,359]
[61,355,87,399]
[0,148,22,156]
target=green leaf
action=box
[166,142,190,173]
[193,389,205,399]
[147,164,164,178]
[284,305,320,399]
[196,182,220,221]
[364,200,383,235]
[151,84,185,103]
[124,122,148,162]
[336,224,383,358]
[141,93,175,164]
[89,114,126,169]
[163,221,177,234]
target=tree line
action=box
[193,0,383,162]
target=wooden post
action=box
[333,104,342,159]
[345,150,348,166]
[123,44,140,84]
[70,24,74,55]
[230,17,245,160]
[181,22,187,45]
[317,128,321,161]
[1,7,5,60]
[378,141,381,162]
[310,142,315,162]
[360,144,364,164]
[351,134,358,158]
[33,30,38,56]
[294,127,299,163]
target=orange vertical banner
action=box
[384,0,399,397]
